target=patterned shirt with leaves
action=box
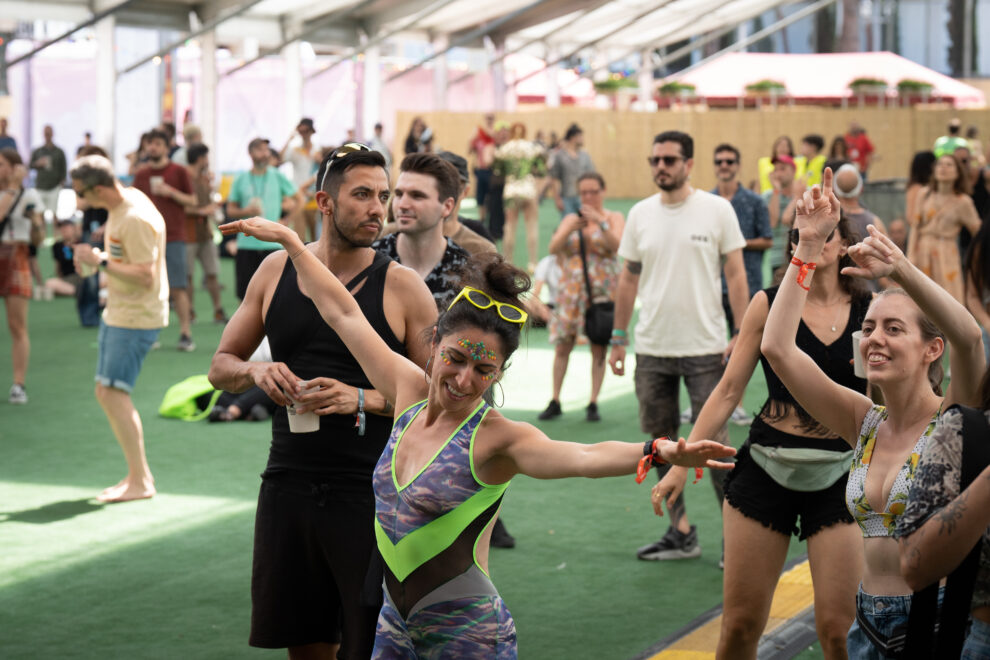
[894,407,990,609]
[846,405,935,537]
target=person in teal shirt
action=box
[226,137,298,298]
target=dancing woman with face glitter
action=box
[221,219,736,659]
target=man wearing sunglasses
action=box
[610,130,749,563]
[210,144,437,659]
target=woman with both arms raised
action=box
[654,207,871,659]
[760,168,984,658]
[220,218,735,658]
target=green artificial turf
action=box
[0,201,819,659]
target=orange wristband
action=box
[790,256,816,291]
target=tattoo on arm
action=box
[626,261,642,275]
[936,489,970,537]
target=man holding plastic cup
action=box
[209,144,436,658]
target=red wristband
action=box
[790,256,817,291]
[635,438,668,484]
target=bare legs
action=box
[551,338,574,401]
[5,295,29,385]
[502,202,519,266]
[522,198,539,272]
[94,383,156,502]
[172,287,192,337]
[550,337,607,405]
[806,523,860,659]
[717,503,860,660]
[717,503,790,659]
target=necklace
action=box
[806,296,847,332]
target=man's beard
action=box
[657,174,686,192]
[330,214,376,249]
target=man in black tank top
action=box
[209,147,436,659]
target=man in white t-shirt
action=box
[609,131,749,563]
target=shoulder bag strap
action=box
[0,188,25,241]
[576,227,594,303]
[935,405,990,657]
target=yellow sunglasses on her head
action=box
[447,286,528,324]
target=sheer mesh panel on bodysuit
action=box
[384,497,503,619]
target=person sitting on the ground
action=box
[46,219,82,297]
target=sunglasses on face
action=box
[647,155,683,167]
[714,158,738,166]
[319,142,372,189]
[789,228,837,246]
[447,286,528,324]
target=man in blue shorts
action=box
[71,155,169,503]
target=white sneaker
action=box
[9,383,27,404]
[729,406,753,425]
[679,406,692,424]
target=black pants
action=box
[236,249,276,299]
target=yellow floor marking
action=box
[649,561,814,659]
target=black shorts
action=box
[235,249,276,300]
[723,418,854,541]
[250,471,380,656]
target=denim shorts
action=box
[964,618,990,659]
[847,584,944,659]
[165,240,188,288]
[95,320,160,392]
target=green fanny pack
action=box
[748,443,853,492]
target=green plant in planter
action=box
[659,81,696,96]
[593,76,638,93]
[745,79,787,94]
[896,79,934,94]
[848,77,888,91]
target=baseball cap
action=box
[771,154,796,167]
[437,151,469,183]
[298,118,316,132]
[248,137,270,151]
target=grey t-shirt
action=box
[549,149,594,198]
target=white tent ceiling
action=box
[4,0,798,72]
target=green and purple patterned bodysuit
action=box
[372,399,517,659]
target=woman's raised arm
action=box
[760,169,873,444]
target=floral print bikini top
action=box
[845,405,937,537]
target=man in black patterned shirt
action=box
[373,153,469,309]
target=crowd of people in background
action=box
[7,110,990,658]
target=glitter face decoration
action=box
[439,349,452,365]
[458,338,497,361]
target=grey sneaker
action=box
[8,383,27,404]
[636,525,701,560]
[177,334,196,352]
[729,406,753,425]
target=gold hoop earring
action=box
[424,356,433,384]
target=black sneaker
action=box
[636,525,701,560]
[538,399,562,420]
[490,518,516,548]
[586,402,601,422]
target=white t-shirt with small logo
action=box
[618,189,746,357]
